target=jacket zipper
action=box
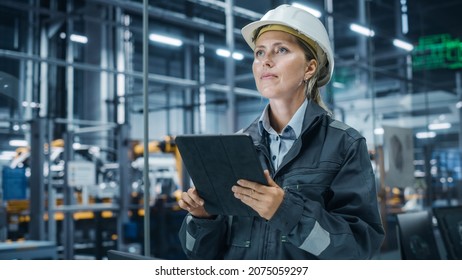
[255,143,273,260]
[262,220,270,259]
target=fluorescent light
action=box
[216,49,230,57]
[0,154,14,161]
[216,49,244,61]
[401,14,409,34]
[350,23,375,37]
[292,3,322,18]
[70,34,88,44]
[22,101,41,108]
[1,151,16,156]
[9,139,28,147]
[332,82,345,89]
[416,131,436,139]
[428,122,451,130]
[232,52,244,60]
[374,128,384,135]
[456,101,462,109]
[393,39,413,51]
[149,34,183,47]
[1,151,16,157]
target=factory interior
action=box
[1,0,462,260]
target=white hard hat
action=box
[241,4,334,87]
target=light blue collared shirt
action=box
[258,99,307,170]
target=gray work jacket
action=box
[178,100,385,259]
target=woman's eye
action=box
[277,47,288,54]
[255,50,264,57]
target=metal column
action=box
[117,123,131,249]
[39,27,48,118]
[181,35,195,191]
[456,72,462,203]
[142,0,151,257]
[23,0,37,121]
[62,131,75,259]
[198,34,207,134]
[225,0,236,133]
[29,118,46,240]
[324,0,335,108]
[81,3,108,147]
[66,0,75,132]
[357,0,370,98]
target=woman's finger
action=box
[186,187,205,206]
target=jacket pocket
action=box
[283,170,337,208]
[228,216,253,248]
[285,184,331,208]
[283,168,337,186]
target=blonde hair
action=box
[297,38,331,114]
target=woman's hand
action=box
[232,170,284,220]
[178,186,212,218]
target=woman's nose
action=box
[262,54,274,67]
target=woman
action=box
[178,4,385,259]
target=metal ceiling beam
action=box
[187,0,263,20]
[0,49,198,88]
[90,0,244,37]
[0,49,262,97]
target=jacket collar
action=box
[243,99,328,144]
[301,99,328,135]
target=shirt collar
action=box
[287,98,307,139]
[258,104,274,136]
[258,98,307,140]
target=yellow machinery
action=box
[132,136,183,187]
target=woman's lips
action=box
[261,73,277,79]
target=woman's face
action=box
[252,30,313,101]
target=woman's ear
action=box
[304,59,318,80]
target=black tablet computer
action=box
[175,134,267,216]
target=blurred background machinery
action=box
[0,118,187,259]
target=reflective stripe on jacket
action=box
[178,100,385,259]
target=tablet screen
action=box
[176,134,267,216]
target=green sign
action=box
[412,34,462,70]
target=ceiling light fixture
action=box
[416,131,436,139]
[374,128,384,135]
[428,122,451,130]
[400,0,409,34]
[9,139,28,147]
[332,82,345,89]
[350,23,375,37]
[149,34,183,47]
[216,49,244,61]
[393,39,414,51]
[0,151,16,161]
[69,34,88,44]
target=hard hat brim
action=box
[241,19,296,50]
